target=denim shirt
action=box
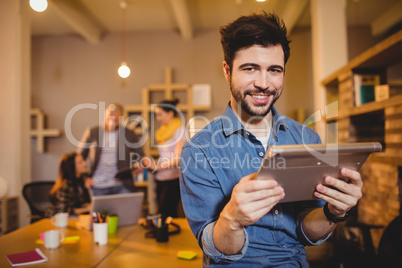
[180,104,329,267]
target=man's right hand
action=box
[213,173,284,255]
[221,173,285,230]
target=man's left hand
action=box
[314,168,363,217]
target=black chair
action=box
[22,181,54,223]
[376,215,402,267]
[325,214,402,268]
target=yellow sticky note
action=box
[64,236,80,241]
[177,250,197,260]
[35,236,80,244]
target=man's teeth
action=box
[252,95,267,99]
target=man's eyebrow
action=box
[269,65,284,71]
[238,63,284,71]
[238,63,260,69]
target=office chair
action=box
[325,214,402,268]
[22,181,54,223]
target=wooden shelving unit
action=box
[0,196,19,235]
[125,67,211,215]
[125,67,210,157]
[322,30,402,249]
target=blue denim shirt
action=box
[180,104,329,267]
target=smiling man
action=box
[180,12,363,267]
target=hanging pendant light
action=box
[118,0,130,78]
[30,0,48,12]
[118,62,130,78]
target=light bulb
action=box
[30,0,48,12]
[118,63,131,78]
[256,0,266,2]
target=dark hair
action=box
[220,11,291,71]
[59,152,78,183]
[50,152,81,197]
[157,99,180,117]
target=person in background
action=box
[45,152,91,217]
[77,103,144,196]
[180,12,363,267]
[142,99,186,217]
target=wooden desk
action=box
[0,218,202,267]
[97,219,202,268]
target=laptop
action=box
[90,192,144,226]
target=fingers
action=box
[314,169,363,215]
[84,178,95,189]
[315,184,357,208]
[228,185,284,226]
[239,173,280,191]
[132,162,141,169]
[232,175,284,214]
[141,157,151,166]
[239,173,285,202]
[341,168,362,187]
[236,196,281,225]
[234,184,284,204]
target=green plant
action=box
[98,208,118,217]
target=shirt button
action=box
[274,210,279,215]
[259,152,264,157]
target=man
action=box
[180,12,362,267]
[77,103,144,196]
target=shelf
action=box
[321,29,402,247]
[125,67,211,156]
[322,30,402,88]
[370,152,402,165]
[0,196,19,235]
[332,94,402,120]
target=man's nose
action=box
[254,72,270,90]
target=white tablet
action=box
[256,142,382,203]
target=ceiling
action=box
[29,0,402,44]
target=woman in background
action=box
[45,152,91,217]
[143,99,186,217]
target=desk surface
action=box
[0,218,202,267]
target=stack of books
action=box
[353,74,380,106]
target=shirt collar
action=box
[220,102,288,137]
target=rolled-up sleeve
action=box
[201,221,249,263]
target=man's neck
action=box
[231,100,273,138]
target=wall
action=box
[31,27,315,183]
[280,27,314,119]
[0,0,32,228]
[347,25,384,60]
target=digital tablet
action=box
[256,142,382,203]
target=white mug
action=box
[93,223,108,245]
[44,230,64,249]
[51,212,69,228]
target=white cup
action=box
[44,230,64,249]
[51,212,69,228]
[93,223,108,245]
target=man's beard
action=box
[230,85,278,117]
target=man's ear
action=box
[222,61,231,83]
